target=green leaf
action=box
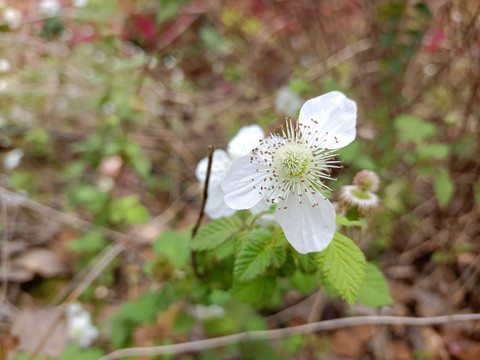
[271,246,287,268]
[336,216,364,228]
[60,344,104,360]
[234,230,272,282]
[295,253,317,274]
[68,230,108,254]
[157,0,190,24]
[153,230,190,267]
[125,205,150,224]
[394,115,437,143]
[356,262,393,307]
[416,143,450,159]
[191,216,242,251]
[434,168,454,208]
[317,233,366,305]
[290,271,317,295]
[231,276,276,305]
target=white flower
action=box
[66,304,99,348]
[3,7,22,29]
[0,59,10,73]
[39,0,60,17]
[221,91,357,254]
[191,304,225,321]
[196,125,269,219]
[275,86,303,116]
[4,148,24,170]
[73,0,88,7]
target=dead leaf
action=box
[12,248,67,277]
[10,306,68,357]
[332,329,364,357]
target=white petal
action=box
[227,125,264,160]
[299,91,357,149]
[275,193,336,254]
[250,198,272,215]
[204,184,236,219]
[221,155,265,210]
[195,149,231,185]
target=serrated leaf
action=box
[234,230,272,282]
[191,216,242,251]
[295,253,317,274]
[356,262,393,307]
[434,168,454,208]
[231,276,276,305]
[271,246,286,268]
[317,232,366,305]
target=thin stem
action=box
[191,145,215,278]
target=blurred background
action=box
[0,0,479,359]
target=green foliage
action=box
[234,230,273,282]
[110,195,150,225]
[60,344,105,360]
[191,216,242,251]
[110,287,175,348]
[68,230,108,254]
[231,276,276,306]
[434,167,455,208]
[356,262,393,307]
[317,233,366,305]
[158,0,191,24]
[394,115,436,143]
[290,271,317,295]
[153,230,190,268]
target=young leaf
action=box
[234,230,272,282]
[356,262,393,307]
[434,168,454,208]
[317,232,366,305]
[191,216,242,251]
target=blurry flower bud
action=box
[339,185,379,213]
[353,170,379,193]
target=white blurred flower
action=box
[0,59,10,73]
[275,86,303,116]
[4,148,24,170]
[73,0,88,7]
[191,304,225,321]
[3,7,22,29]
[222,92,357,254]
[196,125,271,219]
[66,304,99,348]
[39,0,61,16]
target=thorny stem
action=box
[191,145,215,279]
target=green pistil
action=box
[351,188,371,199]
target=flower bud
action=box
[339,185,380,214]
[353,170,380,193]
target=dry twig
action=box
[100,313,480,360]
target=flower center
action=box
[274,143,309,177]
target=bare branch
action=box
[100,313,480,360]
